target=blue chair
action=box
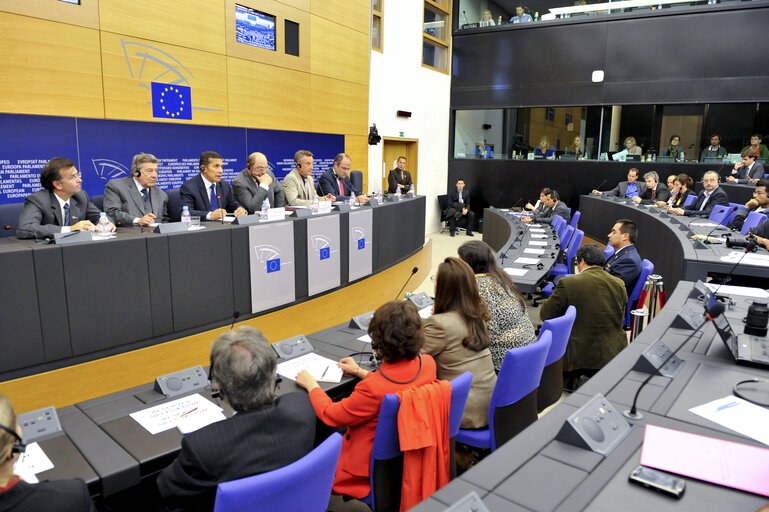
[741,211,768,236]
[624,259,654,328]
[683,194,697,207]
[551,215,566,239]
[447,372,473,478]
[166,188,182,222]
[90,194,104,211]
[537,306,577,412]
[550,228,584,278]
[569,210,581,229]
[726,202,743,225]
[603,244,616,262]
[456,332,552,451]
[708,204,735,225]
[350,170,363,195]
[212,432,343,512]
[0,203,23,238]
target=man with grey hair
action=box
[631,170,670,204]
[103,153,169,226]
[318,153,369,203]
[157,326,316,512]
[232,152,285,213]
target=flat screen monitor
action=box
[235,4,276,51]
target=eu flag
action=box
[151,82,192,120]
[266,258,280,273]
[320,247,330,260]
[357,238,365,250]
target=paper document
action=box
[529,228,546,233]
[14,442,53,483]
[528,241,547,246]
[523,248,545,255]
[504,268,528,277]
[418,305,433,319]
[705,284,769,299]
[689,396,769,446]
[528,223,542,227]
[357,334,372,343]
[514,257,539,265]
[277,353,343,383]
[690,222,719,227]
[721,251,769,266]
[130,393,225,435]
[530,234,548,239]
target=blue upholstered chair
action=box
[550,228,584,278]
[683,194,697,207]
[90,194,104,211]
[741,211,768,236]
[166,188,182,222]
[603,244,616,262]
[0,203,23,238]
[569,210,581,229]
[624,258,654,328]
[350,170,363,195]
[537,306,577,412]
[551,215,567,239]
[709,204,733,225]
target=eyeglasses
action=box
[61,172,82,181]
[754,190,767,196]
[253,166,269,172]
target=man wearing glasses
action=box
[728,179,769,231]
[318,153,369,204]
[18,157,114,239]
[232,152,286,213]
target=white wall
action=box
[368,1,452,233]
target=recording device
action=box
[555,393,631,456]
[744,301,769,336]
[368,124,381,146]
[0,424,26,455]
[725,233,758,251]
[628,466,685,498]
[271,335,313,360]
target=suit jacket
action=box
[670,188,696,208]
[282,169,318,206]
[540,267,628,372]
[605,244,642,296]
[422,311,497,429]
[448,188,471,210]
[683,186,730,217]
[0,478,96,512]
[179,174,241,219]
[307,355,438,499]
[638,183,671,204]
[731,161,765,184]
[533,200,571,225]
[231,168,285,213]
[318,169,359,201]
[387,169,412,194]
[603,180,646,199]
[701,145,727,160]
[103,177,169,226]
[17,189,103,239]
[157,392,316,512]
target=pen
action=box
[179,407,198,418]
[716,401,739,412]
[321,366,328,379]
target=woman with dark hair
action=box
[422,257,496,429]
[662,173,696,208]
[458,240,537,372]
[295,301,438,499]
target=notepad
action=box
[277,352,343,383]
[14,442,53,483]
[504,268,528,276]
[130,393,225,435]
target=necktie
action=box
[210,184,218,210]
[63,203,70,225]
[339,177,344,196]
[651,188,656,200]
[303,178,309,198]
[141,188,149,202]
[699,193,709,211]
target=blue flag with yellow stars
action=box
[151,82,192,120]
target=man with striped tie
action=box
[180,151,246,220]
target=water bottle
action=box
[311,195,319,214]
[97,212,111,236]
[680,151,685,162]
[181,205,191,224]
[260,199,269,220]
[377,190,383,203]
[395,187,402,200]
[348,195,355,207]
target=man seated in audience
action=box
[660,134,683,161]
[726,148,765,184]
[157,326,316,512]
[18,157,115,239]
[729,179,769,231]
[104,153,169,227]
[180,151,247,220]
[445,178,475,237]
[592,168,646,200]
[318,153,369,203]
[741,133,769,161]
[510,5,532,22]
[668,171,729,217]
[540,244,627,391]
[522,188,571,225]
[666,174,677,192]
[232,152,285,213]
[606,219,642,297]
[283,150,334,206]
[700,133,727,161]
[387,156,413,194]
[631,171,670,204]
[524,187,552,214]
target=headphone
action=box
[296,162,301,169]
[523,262,544,270]
[133,167,141,177]
[0,424,25,456]
[208,357,222,400]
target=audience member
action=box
[295,301,438,499]
[479,9,495,26]
[729,179,769,231]
[668,171,729,217]
[741,133,769,161]
[534,136,555,158]
[565,136,582,156]
[387,156,413,194]
[522,188,570,224]
[157,326,315,512]
[726,148,765,184]
[661,173,696,208]
[632,171,670,204]
[660,134,683,161]
[606,219,642,296]
[318,153,369,203]
[510,5,532,23]
[232,152,285,213]
[458,241,536,372]
[623,137,642,155]
[700,133,727,160]
[283,150,333,206]
[104,153,169,226]
[665,174,677,191]
[180,151,246,220]
[525,187,552,214]
[445,178,475,236]
[540,244,627,390]
[592,168,646,199]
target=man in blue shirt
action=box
[510,6,532,23]
[591,168,646,199]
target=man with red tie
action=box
[631,171,670,205]
[318,153,369,203]
[179,151,247,220]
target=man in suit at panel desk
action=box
[232,152,285,213]
[156,326,316,512]
[103,153,169,227]
[445,178,475,237]
[591,168,646,200]
[668,170,729,217]
[631,171,670,205]
[180,151,247,220]
[282,149,334,206]
[18,157,115,239]
[605,218,642,297]
[522,188,571,225]
[386,156,413,194]
[726,148,765,185]
[318,153,369,203]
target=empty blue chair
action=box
[550,229,584,277]
[90,194,104,211]
[537,306,577,412]
[741,211,768,236]
[683,194,697,207]
[350,170,363,195]
[551,215,566,239]
[0,203,23,238]
[709,204,733,225]
[213,432,343,512]
[166,188,182,222]
[624,258,654,328]
[569,210,581,229]
[448,372,472,479]
[603,244,616,262]
[456,331,552,451]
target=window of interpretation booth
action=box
[423,0,451,73]
[372,0,383,52]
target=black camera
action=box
[745,301,769,336]
[725,234,758,252]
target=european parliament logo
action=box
[151,82,192,120]
[266,258,281,273]
[357,238,366,250]
[319,247,330,260]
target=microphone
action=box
[230,309,240,330]
[694,207,738,243]
[7,225,54,243]
[592,179,608,196]
[217,194,224,225]
[462,10,470,24]
[510,197,523,211]
[394,266,419,300]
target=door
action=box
[381,138,419,193]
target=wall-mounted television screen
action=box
[235,4,276,52]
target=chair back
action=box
[708,204,732,225]
[166,188,182,222]
[364,394,403,511]
[437,194,449,217]
[603,244,616,263]
[741,211,768,236]
[0,203,23,238]
[350,170,363,194]
[558,225,574,258]
[551,215,566,238]
[315,181,323,197]
[726,203,743,225]
[489,332,552,450]
[625,259,654,327]
[90,194,104,211]
[683,194,697,207]
[448,372,472,479]
[564,229,584,272]
[537,306,577,412]
[213,432,342,512]
[569,210,581,229]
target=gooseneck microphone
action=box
[698,207,738,243]
[230,309,240,330]
[594,179,607,194]
[395,267,419,300]
[217,195,224,225]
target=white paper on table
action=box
[690,396,769,446]
[318,201,333,214]
[13,442,53,483]
[277,353,343,383]
[418,305,433,319]
[266,207,286,221]
[523,248,545,255]
[514,257,539,264]
[130,393,224,435]
[528,241,547,246]
[530,234,548,239]
[499,209,510,212]
[504,267,528,276]
[720,251,769,266]
[148,223,160,228]
[357,334,372,343]
[529,228,546,233]
[690,222,720,227]
[177,410,227,434]
[221,216,236,223]
[705,284,769,299]
[528,223,542,227]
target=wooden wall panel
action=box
[310,75,368,135]
[100,32,229,126]
[98,0,226,55]
[311,0,370,35]
[227,57,310,131]
[345,134,369,191]
[0,13,104,118]
[310,15,369,86]
[0,0,99,29]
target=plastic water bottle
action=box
[348,195,355,207]
[97,212,111,237]
[680,151,685,162]
[181,205,191,224]
[260,199,269,220]
[311,195,319,214]
[409,185,416,197]
[395,187,402,200]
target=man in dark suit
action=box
[103,153,169,226]
[445,178,474,236]
[729,179,769,231]
[156,326,316,512]
[17,157,114,239]
[232,152,285,213]
[606,218,642,296]
[540,244,627,390]
[522,188,571,225]
[318,153,369,203]
[180,151,247,220]
[591,168,646,199]
[668,171,729,217]
[387,156,413,194]
[631,171,670,205]
[726,148,765,185]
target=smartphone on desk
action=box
[629,465,685,499]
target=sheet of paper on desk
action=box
[640,424,769,497]
[528,223,542,227]
[523,248,545,255]
[721,251,769,266]
[504,268,528,276]
[177,409,227,435]
[357,334,372,343]
[130,393,224,435]
[705,284,769,299]
[418,305,433,319]
[514,257,539,264]
[689,396,769,446]
[277,353,343,383]
[528,241,547,246]
[690,222,720,227]
[529,228,546,233]
[14,442,53,483]
[530,234,548,239]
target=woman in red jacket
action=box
[295,300,438,499]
